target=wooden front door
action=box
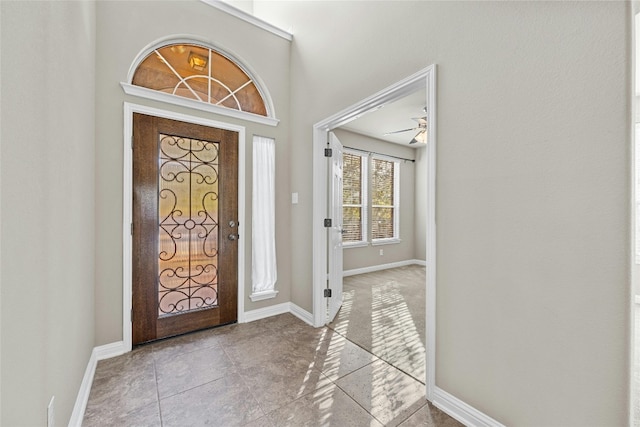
[132,113,239,345]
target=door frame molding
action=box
[311,65,437,400]
[123,102,246,352]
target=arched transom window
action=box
[132,43,267,117]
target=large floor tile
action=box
[330,265,427,383]
[224,333,312,370]
[239,356,332,413]
[265,383,384,427]
[212,319,274,346]
[160,373,265,427]
[82,266,463,427]
[83,401,161,427]
[155,343,236,398]
[149,326,224,362]
[84,348,158,422]
[313,335,379,381]
[334,359,426,426]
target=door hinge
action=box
[130,308,133,322]
[324,288,332,298]
[324,218,332,227]
[324,148,332,157]
[130,223,133,235]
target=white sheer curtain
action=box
[251,136,278,298]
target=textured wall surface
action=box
[257,1,630,424]
[1,1,97,424]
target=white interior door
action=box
[327,131,344,323]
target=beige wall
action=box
[256,1,629,425]
[333,129,418,271]
[0,1,632,424]
[94,1,292,345]
[0,1,97,425]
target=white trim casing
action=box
[433,387,507,427]
[123,103,246,351]
[123,35,279,125]
[249,290,279,302]
[425,65,437,401]
[121,84,279,127]
[199,0,293,41]
[312,65,437,401]
[371,238,401,246]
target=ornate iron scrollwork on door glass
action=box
[157,133,219,316]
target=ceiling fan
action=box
[384,107,427,144]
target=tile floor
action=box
[329,265,426,383]
[83,267,461,426]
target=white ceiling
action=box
[340,89,427,147]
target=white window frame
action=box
[121,36,280,127]
[371,155,401,246]
[342,149,368,248]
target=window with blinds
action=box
[341,151,399,246]
[343,152,366,243]
[372,158,398,241]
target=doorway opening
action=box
[311,65,437,399]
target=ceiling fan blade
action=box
[409,129,426,144]
[384,126,419,136]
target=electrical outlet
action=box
[379,249,383,256]
[47,396,55,427]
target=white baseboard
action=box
[94,340,127,361]
[343,259,426,277]
[69,341,127,426]
[289,302,314,326]
[243,301,314,326]
[68,349,97,427]
[243,302,291,322]
[433,387,506,427]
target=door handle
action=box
[228,233,239,241]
